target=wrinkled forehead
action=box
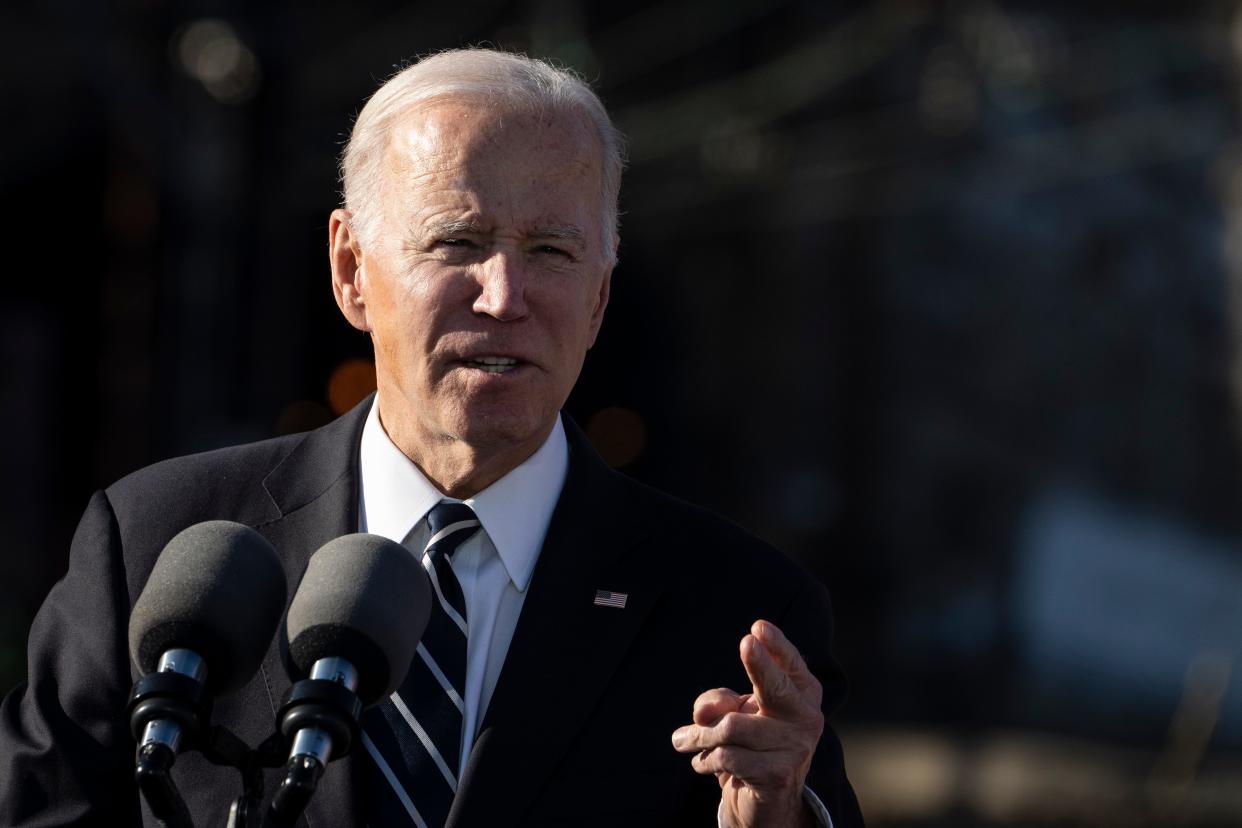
[384,98,603,187]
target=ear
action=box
[585,261,613,348]
[329,208,372,333]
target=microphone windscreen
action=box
[128,521,286,694]
[286,534,431,706]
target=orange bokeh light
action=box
[327,358,377,415]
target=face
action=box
[332,100,613,471]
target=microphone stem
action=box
[140,719,185,754]
[286,657,359,766]
[135,741,194,828]
[157,648,207,683]
[268,656,362,826]
[310,657,358,690]
[137,648,208,753]
[267,755,324,827]
[289,728,333,767]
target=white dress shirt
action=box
[357,399,833,827]
[358,398,567,777]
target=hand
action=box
[671,620,824,828]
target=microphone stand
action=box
[128,665,288,828]
[134,739,193,828]
[205,726,279,828]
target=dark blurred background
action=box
[3,1,1241,825]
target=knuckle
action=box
[714,745,740,770]
[717,711,743,742]
[807,674,823,703]
[692,688,730,723]
[695,685,725,705]
[695,687,733,710]
[774,670,795,698]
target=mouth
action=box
[460,355,521,375]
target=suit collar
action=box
[260,394,372,523]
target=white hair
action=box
[340,48,626,264]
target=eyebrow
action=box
[427,219,483,237]
[530,225,585,244]
[425,220,586,245]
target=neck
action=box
[376,407,552,500]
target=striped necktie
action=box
[362,501,480,828]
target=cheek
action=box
[568,284,607,340]
[367,283,427,366]
[371,270,432,332]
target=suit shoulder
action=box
[603,469,836,665]
[611,470,811,585]
[105,431,307,528]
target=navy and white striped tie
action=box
[362,501,480,828]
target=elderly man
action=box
[0,49,862,827]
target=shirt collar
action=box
[358,397,567,593]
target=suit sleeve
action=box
[0,490,142,825]
[781,577,865,828]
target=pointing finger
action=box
[741,634,799,716]
[751,620,822,705]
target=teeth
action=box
[466,356,518,374]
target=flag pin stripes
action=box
[593,590,627,609]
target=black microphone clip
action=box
[127,648,210,828]
[268,657,364,826]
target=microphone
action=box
[269,533,431,825]
[125,521,286,824]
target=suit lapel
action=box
[252,396,371,828]
[447,419,664,827]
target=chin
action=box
[445,401,557,452]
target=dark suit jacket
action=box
[0,397,863,827]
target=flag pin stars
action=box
[594,589,627,609]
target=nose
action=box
[472,251,529,322]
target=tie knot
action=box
[424,501,481,560]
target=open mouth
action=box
[463,356,520,375]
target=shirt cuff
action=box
[715,787,834,828]
[803,785,834,828]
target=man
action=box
[0,49,863,827]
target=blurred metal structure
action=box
[2,1,1241,824]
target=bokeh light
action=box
[172,18,261,104]
[585,406,647,468]
[327,358,378,416]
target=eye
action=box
[535,244,571,258]
[437,237,473,248]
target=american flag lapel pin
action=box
[593,589,628,609]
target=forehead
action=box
[382,100,603,222]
